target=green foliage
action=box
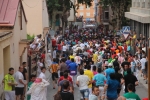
[99,0,131,29]
[27,34,35,40]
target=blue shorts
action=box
[80,89,89,99]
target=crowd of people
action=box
[45,25,148,100]
[2,25,148,100]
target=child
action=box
[27,75,36,100]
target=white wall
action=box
[42,0,49,29]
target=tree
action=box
[46,0,93,32]
[99,0,131,30]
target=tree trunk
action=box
[52,10,57,30]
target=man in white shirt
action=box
[53,48,57,59]
[37,59,43,77]
[62,44,67,53]
[89,86,100,100]
[76,69,90,100]
[39,67,46,80]
[14,66,26,100]
[38,67,48,97]
[74,54,82,67]
[140,55,147,79]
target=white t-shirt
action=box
[89,94,98,100]
[14,71,24,87]
[80,43,85,49]
[38,63,43,73]
[53,50,56,58]
[140,58,147,69]
[39,72,46,80]
[74,56,82,64]
[62,45,67,51]
[95,44,100,48]
[77,75,89,90]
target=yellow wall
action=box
[23,0,49,36]
[0,2,27,97]
[3,45,10,75]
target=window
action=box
[137,0,140,7]
[80,12,83,16]
[148,2,150,8]
[142,0,145,8]
[86,6,90,10]
[86,12,90,16]
[79,6,84,10]
[104,11,109,19]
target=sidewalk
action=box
[138,74,148,89]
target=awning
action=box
[125,12,150,23]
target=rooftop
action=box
[0,0,19,26]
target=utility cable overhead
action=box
[22,0,41,8]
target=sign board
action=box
[122,26,130,39]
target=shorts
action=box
[5,91,15,100]
[15,87,24,95]
[98,86,104,96]
[80,89,89,99]
[142,69,146,75]
[52,72,58,81]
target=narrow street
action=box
[45,70,148,100]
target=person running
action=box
[123,84,141,100]
[124,68,138,93]
[104,63,115,79]
[104,73,120,100]
[58,72,73,93]
[68,58,79,86]
[92,66,98,75]
[59,58,68,73]
[76,69,90,100]
[3,68,17,100]
[89,86,100,100]
[61,81,74,100]
[114,66,124,96]
[49,58,59,89]
[84,65,94,94]
[93,68,106,100]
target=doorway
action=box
[3,45,10,75]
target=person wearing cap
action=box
[104,63,115,79]
[27,78,49,100]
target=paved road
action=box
[45,70,148,100]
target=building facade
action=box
[125,0,150,40]
[0,0,27,98]
[22,0,49,36]
[76,1,95,21]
